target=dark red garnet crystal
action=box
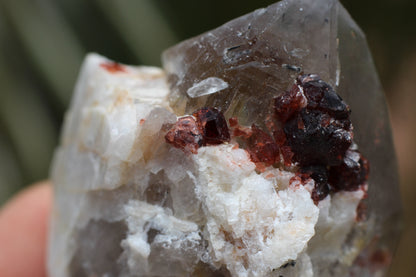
[165,107,230,153]
[165,116,203,154]
[284,109,353,166]
[300,165,331,204]
[246,124,279,166]
[274,74,369,199]
[193,107,230,145]
[277,74,353,167]
[166,74,369,203]
[329,149,370,191]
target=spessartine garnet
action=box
[276,74,353,167]
[49,0,402,276]
[246,124,279,167]
[166,107,231,153]
[167,74,368,202]
[329,149,370,191]
[165,116,203,154]
[193,107,231,145]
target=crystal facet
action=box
[48,0,401,276]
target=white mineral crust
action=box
[194,145,318,276]
[48,54,366,277]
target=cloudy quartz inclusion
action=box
[48,0,401,276]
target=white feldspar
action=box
[307,189,366,276]
[194,145,318,276]
[49,54,366,277]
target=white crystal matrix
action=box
[48,54,365,277]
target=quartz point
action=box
[48,0,401,276]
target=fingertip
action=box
[0,181,52,277]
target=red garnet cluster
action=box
[274,74,369,202]
[165,108,230,154]
[165,74,369,203]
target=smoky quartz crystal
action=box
[48,0,401,276]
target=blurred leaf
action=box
[93,0,179,65]
[0,131,23,204]
[54,0,138,64]
[0,58,58,185]
[1,0,85,107]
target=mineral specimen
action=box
[48,0,401,276]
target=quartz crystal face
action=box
[48,0,401,276]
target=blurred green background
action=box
[0,0,415,276]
